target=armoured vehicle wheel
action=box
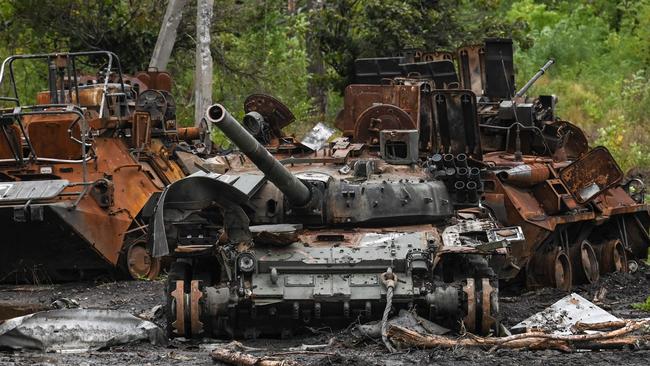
[527,247,573,290]
[125,242,161,280]
[595,239,627,274]
[553,252,572,291]
[165,261,191,338]
[571,240,599,284]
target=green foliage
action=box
[511,0,650,172]
[0,0,649,172]
[313,0,510,90]
[633,296,650,312]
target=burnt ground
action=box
[0,264,648,366]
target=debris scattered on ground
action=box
[209,341,335,366]
[381,291,650,353]
[0,309,167,352]
[50,297,80,309]
[387,319,650,352]
[138,304,164,322]
[211,347,303,366]
[287,338,336,352]
[354,309,449,339]
[0,271,648,365]
[512,293,621,335]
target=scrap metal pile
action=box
[150,38,649,339]
[0,38,648,349]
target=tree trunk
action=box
[195,0,214,127]
[306,0,327,117]
[149,0,188,71]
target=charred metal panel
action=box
[432,90,481,157]
[559,147,624,204]
[484,38,514,98]
[354,57,403,84]
[338,84,420,136]
[400,60,459,89]
[0,180,68,203]
[457,45,486,96]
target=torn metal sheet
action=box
[511,293,620,335]
[250,224,302,246]
[300,122,335,151]
[0,309,167,352]
[354,309,449,339]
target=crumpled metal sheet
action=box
[0,309,167,352]
[300,122,335,151]
[511,293,620,335]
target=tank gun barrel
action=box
[514,59,555,98]
[206,104,312,207]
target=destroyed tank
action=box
[337,38,650,291]
[150,98,524,338]
[0,51,202,282]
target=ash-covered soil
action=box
[0,264,648,366]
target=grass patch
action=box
[633,296,650,312]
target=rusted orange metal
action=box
[0,51,196,282]
[335,84,421,137]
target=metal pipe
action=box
[469,167,481,182]
[443,154,455,168]
[207,104,311,207]
[466,180,478,202]
[497,163,549,187]
[456,167,469,178]
[515,59,555,98]
[455,153,468,168]
[454,181,466,202]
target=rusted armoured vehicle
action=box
[149,94,524,338]
[0,51,201,282]
[336,38,649,291]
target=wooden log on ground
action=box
[210,348,303,366]
[387,319,650,351]
[573,320,629,332]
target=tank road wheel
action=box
[165,261,207,338]
[553,251,573,290]
[462,278,499,335]
[571,240,600,284]
[125,241,161,280]
[462,278,476,332]
[480,278,499,335]
[595,239,628,274]
[165,261,191,338]
[528,247,573,291]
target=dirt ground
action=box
[0,264,648,366]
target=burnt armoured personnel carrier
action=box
[151,102,524,338]
[470,40,650,290]
[0,51,201,282]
